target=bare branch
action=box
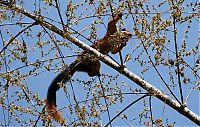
[0,22,38,54]
[105,95,149,127]
[171,0,184,104]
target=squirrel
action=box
[46,12,132,124]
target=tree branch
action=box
[171,0,184,104]
[0,22,38,54]
[105,95,149,127]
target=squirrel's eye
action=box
[121,28,126,31]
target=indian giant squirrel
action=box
[46,12,132,124]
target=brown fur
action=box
[46,12,132,124]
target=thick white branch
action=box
[1,1,199,125]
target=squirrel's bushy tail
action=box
[46,60,80,124]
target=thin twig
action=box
[0,31,10,126]
[54,0,66,30]
[104,94,149,127]
[0,29,10,126]
[171,0,184,104]
[98,76,112,127]
[0,22,38,54]
[0,22,34,26]
[62,92,149,107]
[149,96,154,126]
[42,26,65,64]
[33,106,46,127]
[185,83,199,104]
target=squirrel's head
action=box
[109,28,132,54]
